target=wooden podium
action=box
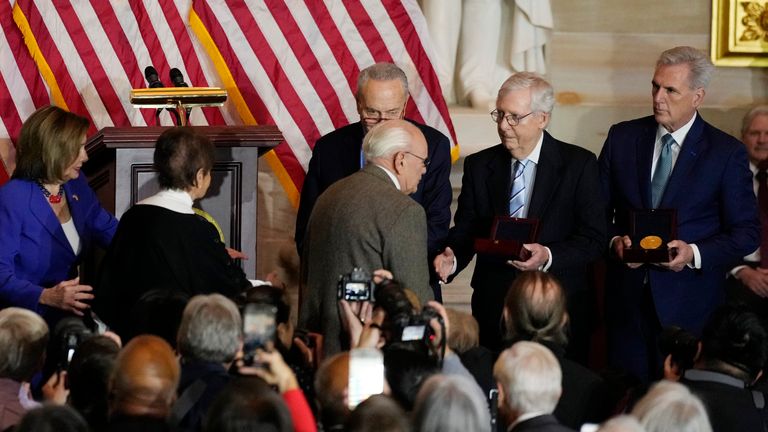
[82,126,282,279]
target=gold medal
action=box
[639,235,662,250]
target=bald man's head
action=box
[110,335,180,417]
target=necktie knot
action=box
[661,133,676,149]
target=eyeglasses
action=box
[361,108,404,123]
[405,151,430,168]
[490,109,534,126]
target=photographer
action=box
[338,271,482,410]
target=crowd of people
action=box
[1,44,767,431]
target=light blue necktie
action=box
[509,159,527,217]
[651,133,675,208]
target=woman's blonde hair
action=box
[14,105,89,183]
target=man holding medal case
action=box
[599,46,759,383]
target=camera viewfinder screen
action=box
[401,325,426,341]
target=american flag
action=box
[0,0,457,205]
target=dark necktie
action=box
[757,169,768,267]
[651,134,675,208]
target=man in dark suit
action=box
[299,120,432,356]
[680,306,768,432]
[434,72,606,357]
[494,341,576,432]
[599,46,759,382]
[727,106,768,317]
[295,62,451,299]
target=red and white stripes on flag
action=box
[1,0,458,204]
[0,0,49,184]
[191,0,457,205]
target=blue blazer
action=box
[0,173,117,315]
[599,114,759,333]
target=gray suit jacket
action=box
[298,164,432,355]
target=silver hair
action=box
[493,341,562,415]
[597,415,646,432]
[0,307,49,381]
[363,119,417,161]
[656,46,714,89]
[177,294,242,363]
[631,381,712,432]
[497,72,555,114]
[742,105,768,137]
[413,374,491,432]
[356,62,409,97]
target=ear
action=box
[753,370,764,386]
[194,168,206,187]
[537,111,550,129]
[394,151,406,173]
[496,382,506,408]
[694,341,703,363]
[276,322,289,342]
[692,88,705,108]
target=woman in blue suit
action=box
[0,105,117,319]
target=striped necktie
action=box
[509,159,527,217]
[651,133,675,208]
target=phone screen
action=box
[242,303,277,357]
[347,348,384,409]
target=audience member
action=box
[107,335,180,431]
[384,344,440,411]
[295,62,451,302]
[203,376,293,432]
[434,71,605,358]
[502,271,608,428]
[242,284,315,402]
[346,394,410,432]
[493,341,575,431]
[599,46,759,382]
[15,405,89,432]
[446,308,496,397]
[679,305,768,431]
[728,105,768,317]
[0,307,49,431]
[66,335,121,431]
[172,294,241,431]
[239,348,317,432]
[95,127,252,341]
[314,352,351,430]
[412,374,490,432]
[631,381,711,432]
[0,105,117,319]
[299,119,433,356]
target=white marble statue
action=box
[419,0,553,109]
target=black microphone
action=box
[144,66,164,88]
[169,68,188,87]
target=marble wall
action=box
[256,1,768,314]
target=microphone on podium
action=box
[169,68,191,122]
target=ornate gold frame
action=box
[711,0,768,66]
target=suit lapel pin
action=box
[72,194,79,201]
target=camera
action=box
[337,267,376,302]
[397,306,443,344]
[52,317,95,371]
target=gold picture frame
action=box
[711,0,768,66]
